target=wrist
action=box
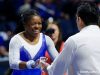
[26,60,35,69]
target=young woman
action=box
[9,9,58,75]
[45,20,64,64]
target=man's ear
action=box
[78,17,81,22]
[78,17,83,25]
[78,16,85,29]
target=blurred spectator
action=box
[45,18,64,63]
[0,33,9,75]
[0,31,8,52]
[18,0,32,14]
[0,36,8,57]
[33,0,66,20]
[0,28,13,58]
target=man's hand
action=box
[31,57,48,69]
[40,57,50,71]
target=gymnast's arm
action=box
[45,35,59,60]
[9,36,35,70]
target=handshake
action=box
[26,57,50,71]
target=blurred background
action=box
[0,0,100,75]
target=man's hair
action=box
[76,1,99,25]
[21,9,41,24]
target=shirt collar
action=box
[80,25,100,32]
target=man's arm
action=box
[41,37,77,75]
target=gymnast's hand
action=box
[31,59,40,68]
